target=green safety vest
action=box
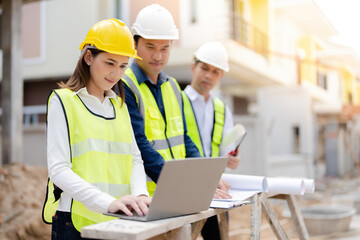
[182,91,225,157]
[42,89,133,232]
[123,68,186,195]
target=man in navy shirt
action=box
[122,4,201,185]
[122,5,231,239]
[123,3,230,194]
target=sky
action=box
[314,0,360,57]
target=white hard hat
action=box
[132,4,179,40]
[194,41,229,72]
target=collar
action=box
[74,87,118,102]
[130,62,168,86]
[184,85,213,102]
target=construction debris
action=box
[0,163,50,240]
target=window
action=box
[293,126,300,154]
[317,71,327,90]
[190,0,197,23]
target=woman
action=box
[42,19,151,239]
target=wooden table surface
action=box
[81,194,309,240]
[81,208,228,240]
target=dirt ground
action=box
[0,164,51,240]
[1,163,359,240]
[227,197,310,240]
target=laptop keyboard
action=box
[111,211,148,220]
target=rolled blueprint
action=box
[220,173,268,201]
[267,177,305,195]
[303,178,315,193]
[221,173,268,192]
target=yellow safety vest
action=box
[123,68,186,195]
[182,91,225,157]
[42,89,133,232]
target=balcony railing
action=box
[0,105,46,126]
[232,13,269,58]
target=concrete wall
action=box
[23,0,97,79]
[258,86,314,155]
[179,0,231,47]
[0,124,47,167]
[22,0,117,80]
[271,7,301,85]
[257,86,315,178]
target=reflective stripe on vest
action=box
[182,91,225,157]
[211,97,226,157]
[42,89,133,231]
[182,91,204,156]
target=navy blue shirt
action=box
[123,62,200,182]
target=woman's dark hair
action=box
[58,47,125,105]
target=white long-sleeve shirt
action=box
[47,87,148,214]
[184,85,234,157]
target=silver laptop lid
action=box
[104,157,228,221]
[146,157,228,220]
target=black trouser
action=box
[201,215,221,240]
[52,211,96,240]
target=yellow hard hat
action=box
[79,18,141,59]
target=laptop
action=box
[104,157,228,221]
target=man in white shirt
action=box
[182,41,240,240]
[183,41,240,167]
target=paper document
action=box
[220,124,246,150]
[210,174,316,209]
[210,200,250,209]
[216,174,268,202]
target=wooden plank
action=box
[285,195,309,240]
[250,193,261,240]
[191,219,207,240]
[1,0,24,166]
[218,212,229,240]
[260,193,289,240]
[270,194,286,200]
[82,195,305,240]
[81,208,227,240]
[149,224,191,240]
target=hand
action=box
[213,179,232,199]
[227,155,240,169]
[213,188,232,199]
[218,179,231,192]
[137,194,152,206]
[108,194,151,216]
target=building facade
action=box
[2,0,360,177]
